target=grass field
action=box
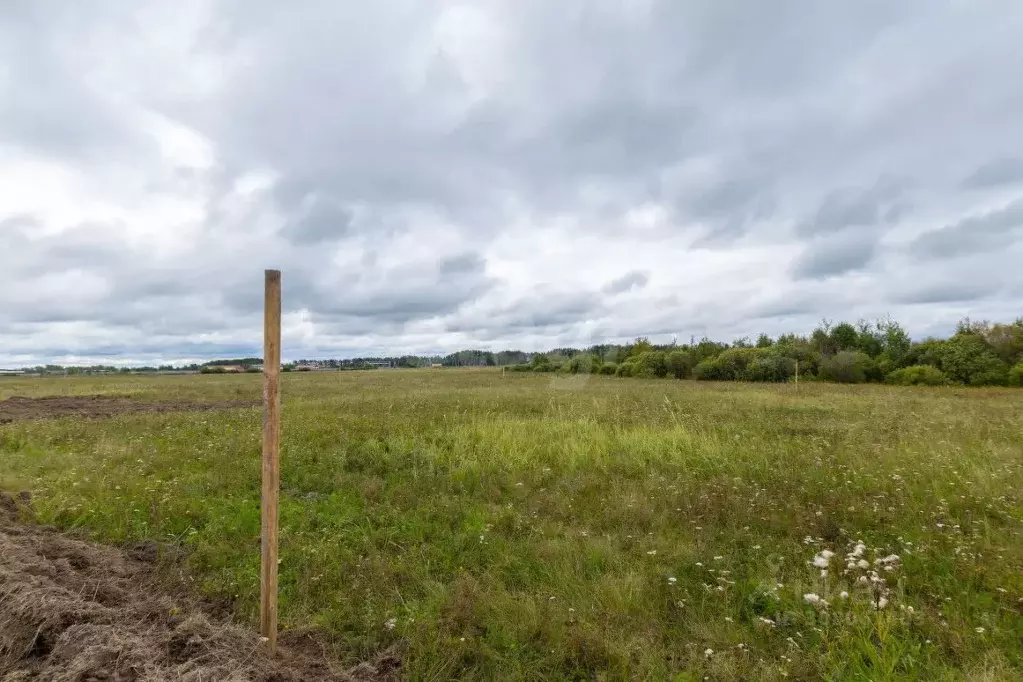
[1,370,1022,680]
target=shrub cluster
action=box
[510,317,1023,387]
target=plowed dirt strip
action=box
[0,493,400,681]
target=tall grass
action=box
[1,371,1021,680]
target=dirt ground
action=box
[0,395,260,423]
[0,492,400,681]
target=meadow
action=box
[1,370,1021,680]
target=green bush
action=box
[1008,362,1023,386]
[885,365,949,386]
[633,351,668,378]
[666,350,693,379]
[819,351,873,384]
[924,334,1009,385]
[742,354,796,382]
[531,355,552,372]
[693,358,726,381]
[599,362,618,376]
[567,354,597,374]
[616,361,636,377]
[508,364,532,372]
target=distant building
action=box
[0,368,24,376]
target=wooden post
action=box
[261,269,282,654]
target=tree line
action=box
[506,317,1023,387]
[10,317,1022,386]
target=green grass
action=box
[2,370,1022,680]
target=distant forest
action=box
[9,317,1022,386]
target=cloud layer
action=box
[2,1,1022,365]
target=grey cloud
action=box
[797,179,906,236]
[791,232,879,280]
[963,158,1023,189]
[0,4,154,163]
[446,290,603,336]
[295,257,495,324]
[439,252,486,276]
[603,270,650,295]
[282,201,354,244]
[891,280,995,305]
[909,198,1023,259]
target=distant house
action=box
[430,363,442,368]
[0,368,24,376]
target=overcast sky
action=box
[2,1,1023,365]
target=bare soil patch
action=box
[0,395,259,423]
[0,492,400,681]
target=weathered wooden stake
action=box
[261,269,282,655]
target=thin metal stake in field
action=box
[261,269,282,655]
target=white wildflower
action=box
[384,617,397,630]
[975,627,985,634]
[875,597,889,610]
[668,577,677,585]
[704,648,714,659]
[857,559,870,569]
[839,591,849,599]
[803,593,823,606]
